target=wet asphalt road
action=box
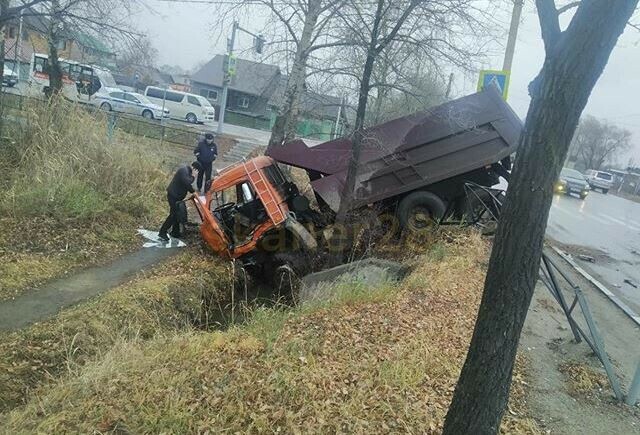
[546,191,640,313]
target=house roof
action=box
[7,10,114,55]
[191,55,280,96]
[269,75,343,120]
[71,31,113,55]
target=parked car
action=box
[555,168,590,200]
[584,169,613,194]
[2,65,18,87]
[96,91,170,120]
[144,86,215,124]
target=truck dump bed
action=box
[266,87,523,212]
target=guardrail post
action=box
[575,286,624,401]
[626,361,640,406]
[106,113,117,142]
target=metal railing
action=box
[1,91,200,148]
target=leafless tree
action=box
[215,0,348,147]
[43,0,142,95]
[568,115,632,170]
[332,0,501,219]
[365,45,447,125]
[116,35,159,75]
[443,1,638,433]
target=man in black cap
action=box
[158,161,202,241]
[193,132,218,193]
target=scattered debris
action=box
[624,279,638,289]
[137,229,186,249]
[578,254,596,263]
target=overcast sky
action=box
[139,1,640,165]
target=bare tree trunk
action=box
[47,0,63,96]
[443,1,638,433]
[268,0,321,148]
[335,0,386,221]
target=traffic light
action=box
[254,34,265,54]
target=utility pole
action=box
[502,0,524,72]
[217,21,238,135]
[217,21,266,134]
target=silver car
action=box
[97,91,170,120]
[584,169,613,194]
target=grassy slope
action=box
[1,231,539,434]
[0,247,233,413]
[0,100,167,301]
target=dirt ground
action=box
[521,248,640,434]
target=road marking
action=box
[600,214,640,231]
[551,206,585,219]
[588,215,614,226]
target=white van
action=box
[144,86,215,124]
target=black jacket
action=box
[194,139,218,164]
[167,165,195,199]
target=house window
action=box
[239,97,249,109]
[55,39,67,50]
[8,27,16,39]
[200,89,218,101]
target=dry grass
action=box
[0,230,540,434]
[0,247,234,413]
[559,361,610,400]
[0,98,168,300]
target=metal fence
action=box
[1,91,201,148]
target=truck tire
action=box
[602,188,609,194]
[397,191,446,232]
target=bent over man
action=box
[158,161,202,241]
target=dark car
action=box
[555,167,590,200]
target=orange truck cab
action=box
[191,156,318,265]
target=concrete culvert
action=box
[298,258,409,303]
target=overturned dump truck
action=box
[191,87,522,276]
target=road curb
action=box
[552,246,640,328]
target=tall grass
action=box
[0,98,166,221]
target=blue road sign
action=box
[477,70,510,100]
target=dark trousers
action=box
[197,161,213,191]
[159,193,181,236]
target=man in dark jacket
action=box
[193,132,218,193]
[158,161,202,241]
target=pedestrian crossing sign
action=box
[477,70,510,100]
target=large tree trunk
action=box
[443,1,638,434]
[268,0,321,148]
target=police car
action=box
[96,91,170,120]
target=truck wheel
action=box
[397,191,446,233]
[602,188,609,194]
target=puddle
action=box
[137,229,187,248]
